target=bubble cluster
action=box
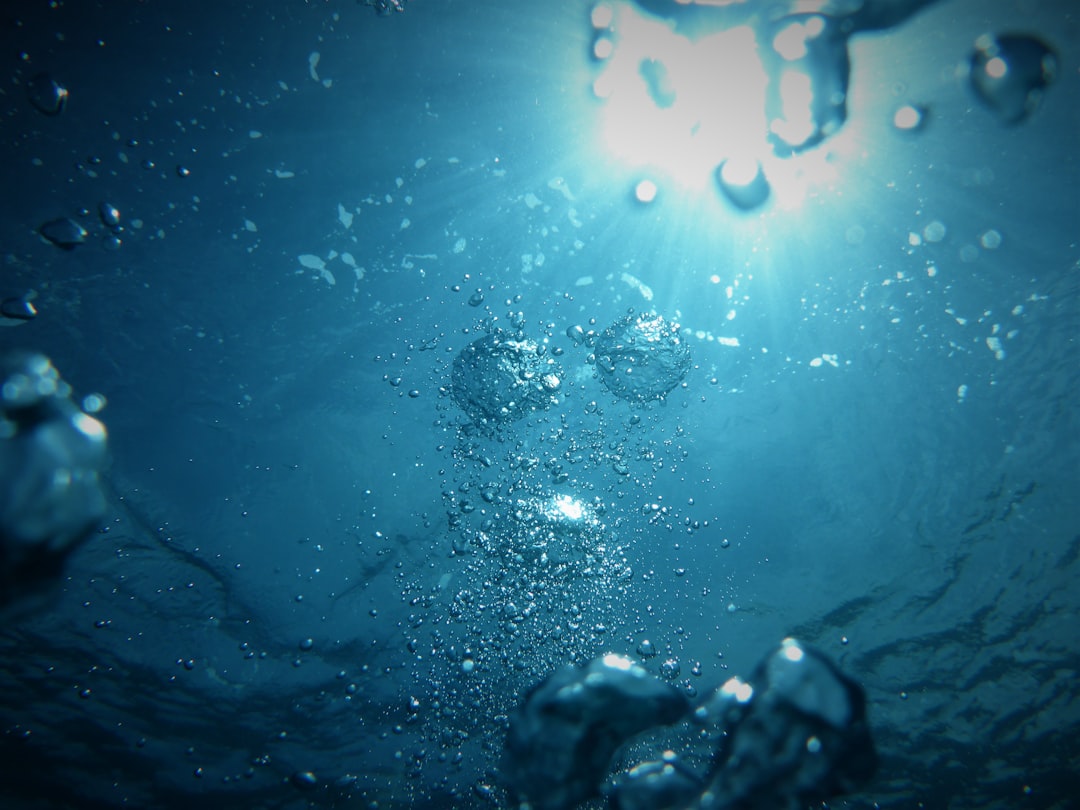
[472,491,619,576]
[450,331,563,425]
[593,312,691,402]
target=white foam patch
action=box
[547,176,575,201]
[809,354,840,368]
[620,272,653,301]
[338,204,353,229]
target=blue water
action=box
[0,1,1077,808]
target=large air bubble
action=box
[763,13,851,156]
[38,218,88,250]
[451,331,563,425]
[26,72,68,116]
[594,312,690,402]
[969,33,1057,124]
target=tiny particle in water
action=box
[923,220,946,243]
[291,771,318,790]
[176,165,191,178]
[980,229,1002,249]
[407,389,421,398]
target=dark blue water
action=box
[1,1,1077,808]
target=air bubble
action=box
[969,34,1057,124]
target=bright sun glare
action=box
[588,2,856,210]
[592,12,768,189]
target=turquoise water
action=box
[0,1,1076,807]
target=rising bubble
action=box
[26,73,68,115]
[969,33,1057,124]
[39,218,88,250]
[594,312,691,402]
